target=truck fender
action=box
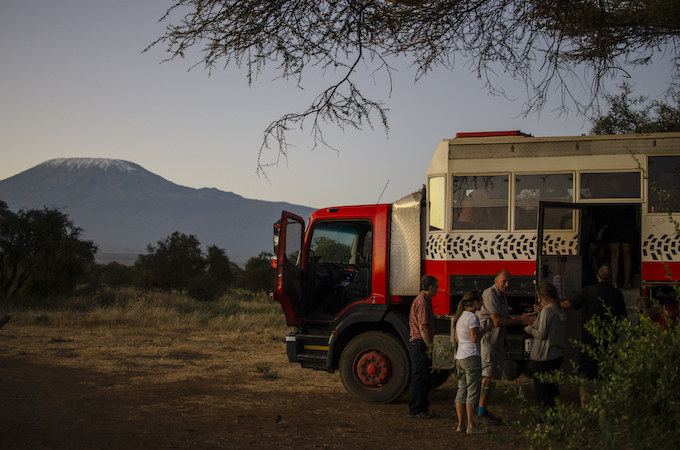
[382,311,410,346]
[327,306,409,368]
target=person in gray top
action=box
[525,283,567,413]
[476,270,535,425]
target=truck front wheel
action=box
[339,331,410,404]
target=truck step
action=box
[297,353,328,370]
[297,353,326,361]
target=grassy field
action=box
[1,288,289,382]
[0,288,547,448]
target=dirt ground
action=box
[0,325,546,449]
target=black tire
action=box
[339,331,410,404]
[431,369,452,389]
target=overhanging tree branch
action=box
[147,0,680,175]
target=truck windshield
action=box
[307,220,373,316]
[311,223,358,263]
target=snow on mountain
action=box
[42,158,141,173]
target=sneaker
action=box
[476,411,502,425]
[456,425,466,433]
[466,427,484,434]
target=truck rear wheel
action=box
[339,331,410,404]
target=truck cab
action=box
[273,203,416,403]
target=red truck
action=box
[272,131,680,403]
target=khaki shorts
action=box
[480,344,505,380]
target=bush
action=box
[186,274,223,301]
[523,308,680,449]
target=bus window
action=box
[580,172,641,200]
[648,156,680,213]
[453,175,509,230]
[429,176,445,231]
[515,173,574,230]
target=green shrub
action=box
[523,309,680,449]
[186,274,222,301]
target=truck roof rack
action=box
[455,131,532,138]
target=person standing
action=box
[407,275,438,419]
[561,265,627,406]
[477,270,535,425]
[525,283,567,413]
[602,205,637,289]
[454,290,493,433]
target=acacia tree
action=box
[0,206,97,300]
[206,244,233,286]
[135,231,207,291]
[239,252,274,293]
[591,80,680,134]
[149,1,680,172]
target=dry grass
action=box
[0,288,296,387]
[0,288,545,449]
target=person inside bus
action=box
[601,205,637,289]
[456,187,492,229]
[477,270,535,425]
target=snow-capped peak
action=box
[42,158,140,173]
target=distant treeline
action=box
[0,200,273,302]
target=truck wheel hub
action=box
[354,349,393,388]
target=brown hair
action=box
[536,282,561,307]
[453,289,483,328]
[420,275,438,291]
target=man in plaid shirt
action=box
[408,275,438,418]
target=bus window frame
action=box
[514,172,575,231]
[451,173,510,232]
[577,170,642,202]
[647,155,680,214]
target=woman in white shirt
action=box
[454,289,493,434]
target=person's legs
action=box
[479,377,493,409]
[478,346,502,424]
[533,358,562,410]
[464,356,482,429]
[478,344,494,411]
[455,360,468,427]
[609,242,622,288]
[578,350,598,408]
[466,404,477,429]
[457,356,482,428]
[622,242,633,289]
[408,340,431,416]
[455,403,466,428]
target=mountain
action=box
[0,158,316,266]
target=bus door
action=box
[273,212,306,326]
[536,201,586,302]
[536,201,587,367]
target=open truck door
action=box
[273,211,306,326]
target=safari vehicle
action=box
[272,131,680,403]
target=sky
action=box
[1,1,676,209]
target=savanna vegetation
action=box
[0,199,274,307]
